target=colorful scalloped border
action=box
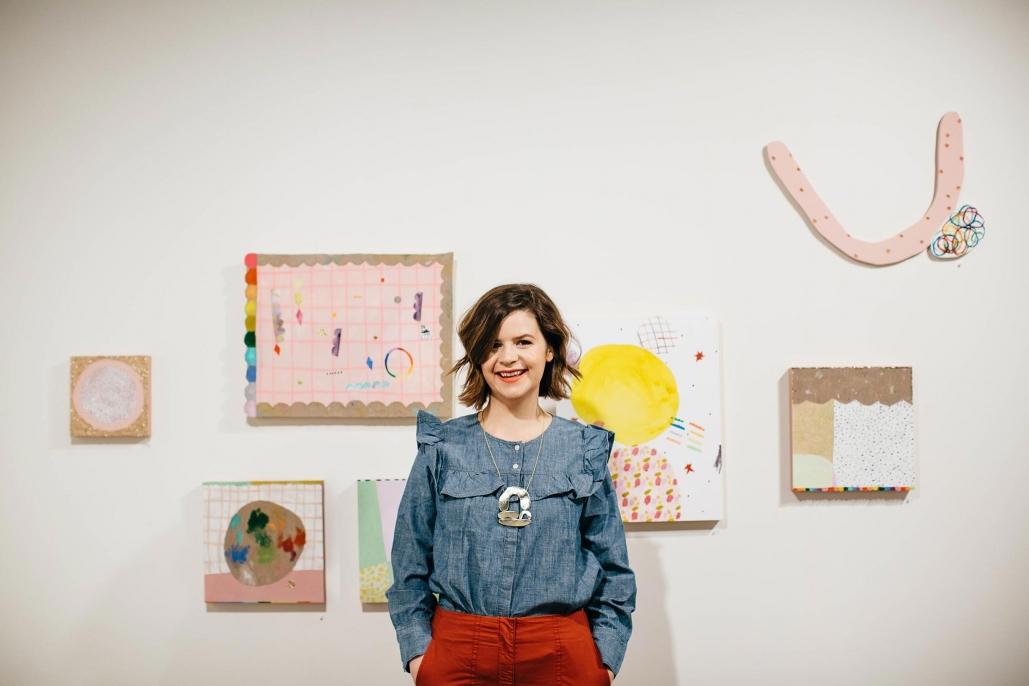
[246,253,454,419]
[792,486,912,493]
[244,253,258,417]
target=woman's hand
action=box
[607,668,615,683]
[408,655,423,683]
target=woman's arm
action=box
[581,429,637,677]
[386,414,443,673]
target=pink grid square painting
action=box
[243,254,454,419]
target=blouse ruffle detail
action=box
[416,410,445,446]
[415,410,445,484]
[575,423,616,497]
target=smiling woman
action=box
[451,284,580,412]
[387,284,637,686]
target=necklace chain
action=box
[479,410,548,494]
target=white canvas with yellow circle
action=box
[558,314,723,523]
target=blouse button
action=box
[513,463,519,470]
[514,444,521,451]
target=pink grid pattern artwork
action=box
[248,254,453,418]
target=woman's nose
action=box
[498,343,519,363]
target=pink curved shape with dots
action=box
[765,112,964,266]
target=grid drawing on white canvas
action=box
[203,482,324,575]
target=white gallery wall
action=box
[2,1,1028,684]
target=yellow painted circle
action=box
[570,344,678,445]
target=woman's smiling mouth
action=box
[496,369,527,383]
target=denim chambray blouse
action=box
[386,410,637,674]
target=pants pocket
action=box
[558,624,610,686]
[414,641,434,686]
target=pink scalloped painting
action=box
[557,315,723,523]
[243,254,454,419]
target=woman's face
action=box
[480,309,554,407]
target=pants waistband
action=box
[433,606,590,633]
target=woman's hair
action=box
[451,284,580,410]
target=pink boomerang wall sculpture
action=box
[765,112,964,266]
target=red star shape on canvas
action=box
[684,463,694,474]
[694,351,704,361]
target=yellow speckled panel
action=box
[791,400,834,459]
[360,562,392,603]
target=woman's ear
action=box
[546,348,554,362]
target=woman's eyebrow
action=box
[495,333,537,341]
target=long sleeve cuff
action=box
[593,626,628,675]
[396,621,433,672]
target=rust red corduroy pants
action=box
[414,606,611,686]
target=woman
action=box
[387,284,636,685]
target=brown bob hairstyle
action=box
[451,284,580,410]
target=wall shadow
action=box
[625,520,717,533]
[619,537,677,683]
[247,416,415,428]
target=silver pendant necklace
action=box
[480,411,548,528]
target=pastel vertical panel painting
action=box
[789,367,915,493]
[357,479,406,603]
[243,253,454,420]
[70,356,151,437]
[558,315,723,522]
[203,481,325,603]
